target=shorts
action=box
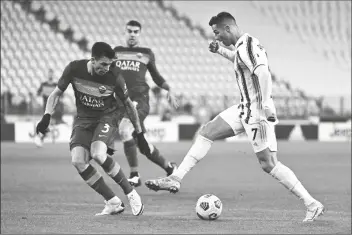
[69,111,124,151]
[218,104,278,153]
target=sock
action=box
[79,164,115,201]
[173,135,213,180]
[269,161,316,207]
[146,145,168,170]
[101,156,133,195]
[124,140,138,172]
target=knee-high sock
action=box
[124,140,138,173]
[270,161,316,207]
[172,135,213,180]
[100,156,133,195]
[79,164,115,201]
[145,145,169,170]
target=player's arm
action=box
[209,40,236,62]
[36,63,72,134]
[115,72,151,156]
[44,87,63,115]
[114,73,142,133]
[147,50,179,109]
[123,99,143,134]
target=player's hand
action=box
[132,131,151,157]
[167,91,179,109]
[36,113,51,135]
[264,107,277,123]
[209,40,219,53]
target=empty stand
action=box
[1,0,325,118]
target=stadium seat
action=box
[1,1,89,112]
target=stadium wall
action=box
[1,116,351,143]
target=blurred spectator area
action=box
[1,0,350,119]
[251,1,351,71]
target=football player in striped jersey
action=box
[145,12,324,222]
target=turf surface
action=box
[1,141,351,234]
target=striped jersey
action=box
[218,33,275,123]
[57,60,128,118]
[114,46,165,100]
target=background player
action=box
[34,69,62,147]
[114,20,179,186]
[145,12,325,222]
[36,42,150,216]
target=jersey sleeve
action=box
[57,62,73,92]
[147,49,166,87]
[113,68,129,102]
[237,38,268,74]
[217,46,236,62]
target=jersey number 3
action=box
[102,123,110,133]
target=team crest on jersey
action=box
[136,53,143,58]
[98,86,107,94]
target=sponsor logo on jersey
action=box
[98,86,107,94]
[80,94,104,108]
[116,60,141,72]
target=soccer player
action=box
[36,42,150,216]
[34,69,59,147]
[113,20,179,187]
[145,12,325,222]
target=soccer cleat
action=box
[127,189,144,216]
[145,175,181,193]
[303,200,325,222]
[165,162,178,176]
[95,196,125,216]
[128,172,142,187]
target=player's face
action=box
[212,24,231,46]
[92,56,113,76]
[125,25,141,47]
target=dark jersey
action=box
[57,59,128,118]
[38,81,57,104]
[114,46,165,100]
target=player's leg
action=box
[69,123,124,216]
[140,117,177,176]
[91,120,144,216]
[145,104,244,192]
[137,101,177,175]
[119,112,176,185]
[248,121,324,222]
[118,117,141,186]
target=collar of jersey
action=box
[235,33,248,49]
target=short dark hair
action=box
[91,42,115,59]
[126,20,142,30]
[208,12,236,26]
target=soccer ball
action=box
[195,194,222,220]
